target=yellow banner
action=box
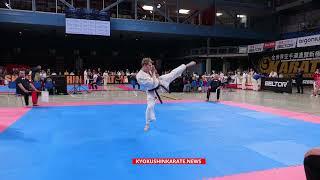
[259,57,320,78]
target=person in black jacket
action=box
[304,147,320,180]
[295,68,304,94]
[207,75,222,102]
[15,70,41,106]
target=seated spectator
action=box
[15,70,41,106]
[183,76,191,92]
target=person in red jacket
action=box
[312,68,320,97]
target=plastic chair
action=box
[44,81,55,95]
[7,81,24,106]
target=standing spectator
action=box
[91,70,98,89]
[83,69,88,84]
[248,68,254,84]
[295,68,304,94]
[31,65,41,82]
[103,70,109,87]
[312,68,320,97]
[40,70,47,81]
[64,70,69,76]
[252,72,261,91]
[242,71,247,90]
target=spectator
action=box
[15,70,41,106]
[295,68,304,94]
[207,75,222,102]
[312,68,320,97]
[103,70,109,86]
[64,70,69,76]
[31,65,41,82]
[304,147,320,180]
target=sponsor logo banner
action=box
[248,43,264,53]
[261,78,292,93]
[275,38,297,50]
[297,34,320,47]
[264,41,276,49]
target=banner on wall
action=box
[264,41,276,49]
[250,47,320,78]
[275,38,297,50]
[239,46,248,54]
[248,43,264,53]
[297,34,320,47]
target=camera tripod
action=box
[68,75,89,94]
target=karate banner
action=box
[250,46,320,78]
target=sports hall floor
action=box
[0,85,319,180]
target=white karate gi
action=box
[136,64,186,125]
[84,70,88,84]
[103,72,109,86]
[242,73,247,90]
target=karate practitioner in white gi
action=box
[136,58,196,131]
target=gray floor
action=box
[1,85,319,116]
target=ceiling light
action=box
[237,14,246,18]
[216,12,223,17]
[179,9,190,14]
[142,5,153,11]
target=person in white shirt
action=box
[242,71,247,90]
[269,70,278,78]
[92,71,98,89]
[248,68,254,85]
[252,71,259,91]
[103,70,109,87]
[84,69,88,84]
[40,70,47,81]
[136,58,196,131]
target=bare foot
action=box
[144,124,150,132]
[186,61,196,68]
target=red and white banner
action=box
[264,41,276,49]
[297,34,320,47]
[248,43,264,53]
[132,158,206,165]
[275,38,297,50]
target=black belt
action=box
[148,84,170,104]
